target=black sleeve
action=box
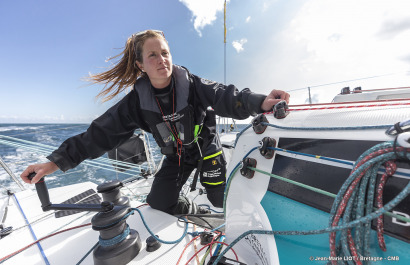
[191,74,266,120]
[47,90,144,172]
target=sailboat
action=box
[1,86,409,265]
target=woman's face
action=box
[137,37,172,88]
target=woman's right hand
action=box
[20,162,59,184]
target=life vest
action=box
[133,65,202,156]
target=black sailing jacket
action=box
[47,65,267,171]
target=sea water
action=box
[0,123,244,195]
[0,123,160,194]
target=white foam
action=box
[0,125,45,132]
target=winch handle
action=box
[27,172,52,209]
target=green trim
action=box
[194,125,200,137]
[203,181,225,186]
[194,124,203,143]
[249,166,410,224]
[203,150,223,160]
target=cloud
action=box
[239,0,410,104]
[232,38,248,53]
[378,17,410,39]
[246,16,251,23]
[179,0,228,36]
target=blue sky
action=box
[1,0,409,123]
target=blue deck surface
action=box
[261,191,408,264]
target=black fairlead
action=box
[273,100,289,119]
[240,157,257,179]
[252,114,268,134]
[259,137,276,159]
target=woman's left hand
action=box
[261,89,290,112]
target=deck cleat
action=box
[252,114,268,134]
[146,235,161,252]
[240,157,257,179]
[273,100,289,119]
[200,232,214,245]
[259,137,276,159]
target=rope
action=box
[0,223,91,264]
[0,134,148,173]
[269,146,410,179]
[286,73,408,92]
[223,147,258,214]
[215,141,410,265]
[132,207,189,244]
[98,225,130,247]
[76,242,98,265]
[232,123,252,147]
[0,137,144,177]
[283,101,410,112]
[12,193,50,265]
[263,121,392,131]
[212,174,410,265]
[328,143,409,263]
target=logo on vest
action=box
[200,78,216,85]
[202,168,221,178]
[162,113,184,122]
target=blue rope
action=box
[235,117,393,149]
[213,142,410,264]
[132,208,188,244]
[213,235,225,257]
[12,194,50,265]
[270,146,410,179]
[198,204,224,214]
[270,146,354,166]
[212,177,410,264]
[98,225,130,247]
[223,146,259,215]
[233,124,252,147]
[76,242,98,265]
[210,223,226,233]
[263,121,392,131]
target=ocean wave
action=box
[0,125,45,132]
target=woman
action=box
[20,30,290,214]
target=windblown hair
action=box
[88,30,166,102]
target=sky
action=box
[1,0,409,124]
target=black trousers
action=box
[146,157,225,214]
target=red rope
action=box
[154,84,183,165]
[328,147,407,264]
[376,161,396,251]
[184,241,238,265]
[347,230,362,265]
[329,167,368,264]
[176,234,201,265]
[264,100,410,115]
[0,223,91,263]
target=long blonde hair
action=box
[88,30,167,102]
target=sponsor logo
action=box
[202,168,221,178]
[200,78,216,85]
[162,113,184,121]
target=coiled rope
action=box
[214,140,410,265]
